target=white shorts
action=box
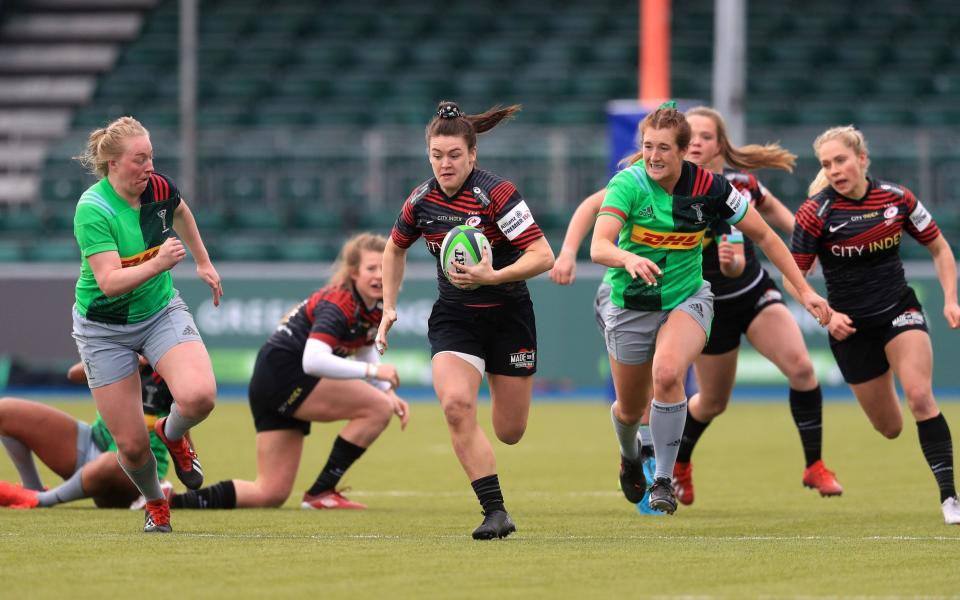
[596,281,714,365]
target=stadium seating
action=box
[1,0,955,261]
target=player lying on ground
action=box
[0,358,173,509]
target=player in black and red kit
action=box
[672,107,842,505]
[792,126,960,524]
[172,233,410,511]
[378,101,555,539]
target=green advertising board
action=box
[173,263,959,391]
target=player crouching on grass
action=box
[0,358,174,509]
[171,233,409,511]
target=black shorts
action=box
[247,344,318,435]
[428,298,537,376]
[829,287,929,385]
[702,273,786,355]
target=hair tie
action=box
[437,104,462,119]
[658,100,677,110]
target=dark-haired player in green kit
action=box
[591,102,833,514]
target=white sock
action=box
[611,403,641,461]
[1,435,43,490]
[651,399,688,480]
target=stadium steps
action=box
[0,0,157,208]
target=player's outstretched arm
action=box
[551,188,605,285]
[173,200,222,306]
[926,234,960,328]
[377,239,407,353]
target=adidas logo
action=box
[689,303,704,318]
[637,205,654,218]
[182,325,198,336]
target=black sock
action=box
[170,480,237,509]
[471,474,505,514]
[640,444,655,459]
[789,386,823,467]
[917,413,957,503]
[676,413,710,464]
[307,436,366,496]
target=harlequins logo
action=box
[690,203,705,223]
[157,209,169,233]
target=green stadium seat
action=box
[297,207,346,232]
[1,207,44,234]
[0,240,23,262]
[192,205,230,233]
[230,205,286,231]
[25,238,79,262]
[214,238,276,262]
[273,237,337,262]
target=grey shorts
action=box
[596,281,714,365]
[72,293,203,389]
[74,421,103,474]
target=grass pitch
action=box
[1,396,958,598]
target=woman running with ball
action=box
[377,101,554,539]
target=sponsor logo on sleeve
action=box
[496,200,535,240]
[725,188,746,217]
[909,201,932,231]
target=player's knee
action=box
[441,393,474,430]
[785,357,816,387]
[698,395,729,420]
[903,384,934,415]
[652,363,684,396]
[876,422,902,439]
[115,441,151,467]
[369,395,394,429]
[260,489,290,508]
[495,423,525,445]
[177,385,216,417]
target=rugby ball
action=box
[440,225,491,290]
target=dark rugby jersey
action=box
[791,178,940,318]
[140,365,173,417]
[391,168,544,304]
[265,286,382,358]
[702,169,769,299]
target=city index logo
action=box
[120,244,161,268]
[630,225,704,249]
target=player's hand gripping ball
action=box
[440,225,492,290]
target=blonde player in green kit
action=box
[72,116,222,532]
[590,103,832,514]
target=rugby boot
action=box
[154,417,204,490]
[130,479,174,510]
[648,477,678,514]
[143,498,172,533]
[802,460,843,497]
[942,497,960,525]
[619,456,647,504]
[301,489,367,510]
[471,510,516,540]
[636,454,664,516]
[0,481,39,509]
[672,461,695,505]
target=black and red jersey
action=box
[791,178,940,318]
[702,169,769,299]
[264,286,382,357]
[391,168,544,304]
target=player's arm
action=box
[474,236,555,285]
[550,188,605,285]
[591,215,661,285]
[736,206,831,326]
[173,200,222,306]
[301,339,400,389]
[354,343,408,428]
[376,239,407,353]
[87,239,184,298]
[717,233,746,278]
[755,190,796,234]
[926,234,960,328]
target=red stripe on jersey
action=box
[793,252,816,271]
[422,196,483,216]
[911,222,940,245]
[512,226,543,249]
[391,229,417,249]
[401,200,415,225]
[489,181,516,211]
[693,167,713,196]
[599,206,627,221]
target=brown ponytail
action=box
[425,100,522,149]
[686,106,796,172]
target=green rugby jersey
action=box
[598,160,748,311]
[73,174,181,324]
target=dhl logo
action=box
[630,225,704,249]
[120,245,161,268]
